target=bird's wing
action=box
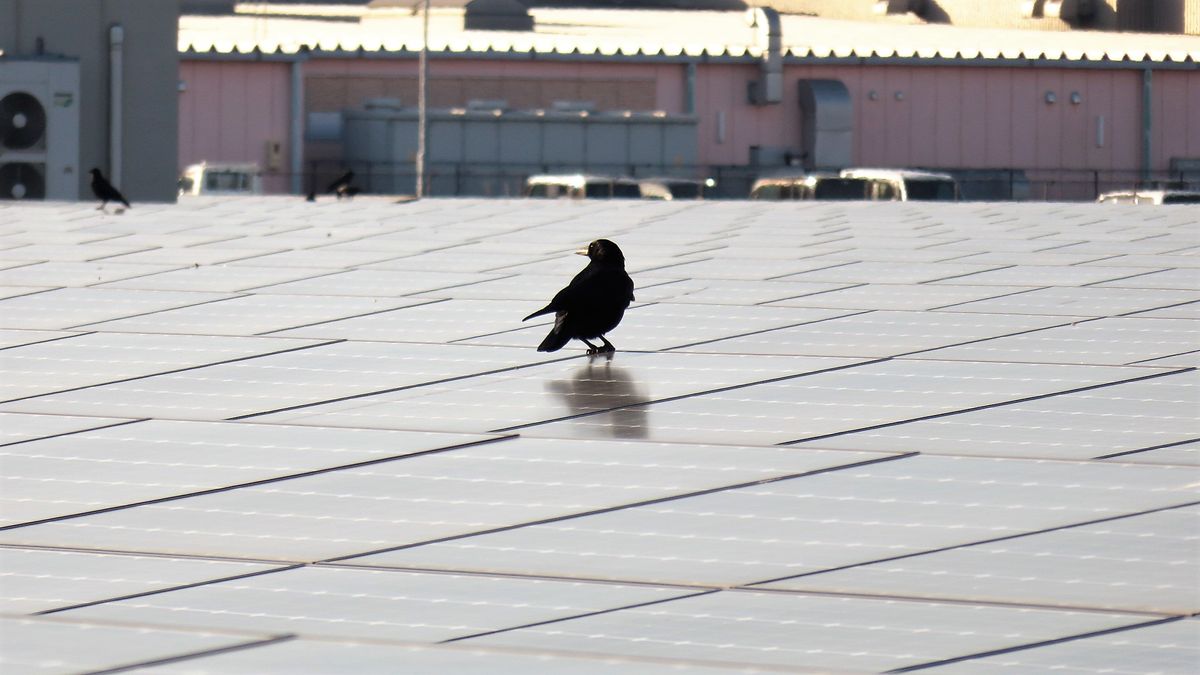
[522,267,592,321]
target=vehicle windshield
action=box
[667,183,703,199]
[904,179,957,201]
[813,178,868,200]
[1162,194,1200,204]
[205,171,250,192]
[585,182,641,199]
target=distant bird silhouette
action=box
[89,168,130,211]
[327,170,356,199]
[523,239,635,355]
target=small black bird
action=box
[327,170,356,199]
[89,168,130,211]
[523,239,635,355]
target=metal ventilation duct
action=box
[746,7,782,105]
[797,79,852,170]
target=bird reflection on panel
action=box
[546,361,648,439]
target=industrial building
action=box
[0,0,180,203]
[175,1,1200,199]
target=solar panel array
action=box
[0,197,1196,674]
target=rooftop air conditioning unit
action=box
[0,60,80,201]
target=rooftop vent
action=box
[464,0,534,31]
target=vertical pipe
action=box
[684,62,696,115]
[1141,67,1152,182]
[109,24,124,189]
[289,59,304,195]
[415,0,431,197]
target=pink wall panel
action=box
[1008,70,1039,169]
[653,63,686,114]
[1083,71,1113,170]
[856,67,887,166]
[882,68,913,166]
[178,61,291,193]
[933,67,963,167]
[1106,70,1141,174]
[1034,70,1064,169]
[959,70,987,166]
[906,69,939,167]
[1153,70,1200,169]
[984,70,1013,168]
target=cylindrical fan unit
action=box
[0,162,47,199]
[0,91,48,150]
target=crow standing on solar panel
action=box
[89,168,130,212]
[523,239,635,355]
[327,170,357,199]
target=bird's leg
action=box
[580,339,601,355]
[96,202,106,212]
[598,336,616,353]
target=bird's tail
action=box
[537,329,572,352]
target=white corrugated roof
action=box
[179,6,1200,63]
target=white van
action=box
[524,174,642,199]
[839,168,959,201]
[178,162,263,196]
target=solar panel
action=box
[0,197,1194,673]
[947,284,1200,316]
[350,454,1195,587]
[523,359,1164,445]
[254,352,866,434]
[925,618,1200,674]
[805,370,1198,461]
[472,588,1152,673]
[674,310,1068,357]
[912,317,1199,366]
[0,287,235,330]
[758,506,1199,614]
[0,438,889,561]
[0,419,496,526]
[62,565,697,643]
[0,341,561,420]
[0,331,319,402]
[0,616,270,674]
[0,548,282,613]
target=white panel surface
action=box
[0,419,496,526]
[0,616,270,675]
[0,440,887,561]
[760,506,1200,614]
[352,455,1197,586]
[928,618,1200,674]
[63,565,697,643]
[0,548,282,613]
[475,589,1151,673]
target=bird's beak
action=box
[574,247,589,256]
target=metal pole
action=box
[415,0,431,198]
[1141,67,1152,184]
[289,59,304,195]
[109,24,124,189]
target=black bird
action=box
[89,168,130,211]
[523,239,635,355]
[326,170,356,199]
